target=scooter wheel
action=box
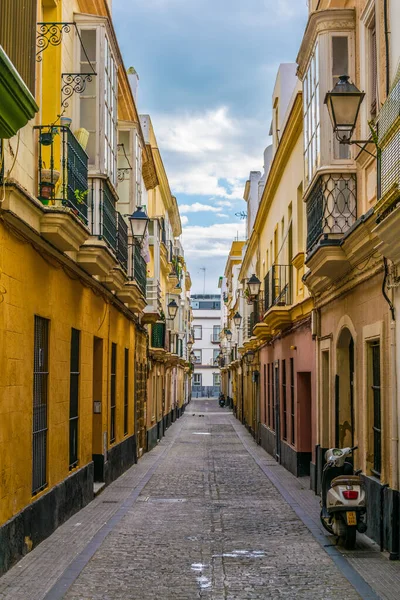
[343,526,357,549]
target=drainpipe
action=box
[384,0,390,97]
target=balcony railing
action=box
[151,322,166,349]
[116,212,128,271]
[306,173,357,252]
[377,74,400,215]
[36,125,89,224]
[264,266,292,311]
[99,180,117,251]
[131,243,147,297]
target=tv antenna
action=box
[199,267,206,295]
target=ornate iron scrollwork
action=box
[36,22,74,62]
[61,73,95,109]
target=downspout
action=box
[384,0,390,97]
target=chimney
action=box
[127,67,139,103]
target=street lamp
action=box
[324,75,365,144]
[233,312,242,328]
[167,299,178,320]
[244,350,255,365]
[226,329,232,342]
[190,351,196,363]
[247,274,261,299]
[187,339,193,351]
[127,206,149,244]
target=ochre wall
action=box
[0,220,139,526]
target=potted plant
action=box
[39,127,58,146]
[73,189,89,204]
[39,168,60,203]
[60,116,72,128]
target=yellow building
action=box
[0,0,190,573]
[139,115,192,451]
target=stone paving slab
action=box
[1,400,396,599]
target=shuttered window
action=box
[32,316,49,495]
[124,348,129,436]
[69,329,80,469]
[0,0,37,94]
[282,360,287,441]
[371,342,381,477]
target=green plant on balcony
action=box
[73,188,89,204]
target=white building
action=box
[191,294,221,397]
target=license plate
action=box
[346,511,357,526]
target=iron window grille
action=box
[271,363,276,431]
[36,125,89,224]
[110,343,117,443]
[32,316,49,495]
[290,358,295,446]
[264,266,292,312]
[124,348,129,436]
[100,180,117,251]
[371,342,381,478]
[69,328,80,470]
[282,360,287,441]
[267,363,272,428]
[306,173,357,252]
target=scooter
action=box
[320,446,367,549]
[218,393,225,407]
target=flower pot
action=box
[39,131,54,146]
[60,117,72,128]
[41,169,60,185]
[39,182,54,200]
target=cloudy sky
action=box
[113,0,308,293]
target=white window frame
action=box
[76,16,118,189]
[193,373,202,386]
[193,349,202,364]
[303,42,320,188]
[360,0,379,140]
[193,325,202,340]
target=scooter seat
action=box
[331,475,362,487]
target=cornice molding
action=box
[296,9,355,80]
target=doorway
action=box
[335,328,355,448]
[274,361,280,461]
[297,371,312,452]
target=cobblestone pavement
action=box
[2,399,398,599]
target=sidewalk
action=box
[231,418,400,600]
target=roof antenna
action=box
[200,267,206,295]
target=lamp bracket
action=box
[37,23,96,74]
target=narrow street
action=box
[2,399,400,600]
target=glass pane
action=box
[332,36,349,84]
[80,97,96,131]
[80,29,96,62]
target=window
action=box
[213,373,221,387]
[263,364,267,426]
[212,325,220,342]
[193,373,202,386]
[370,342,381,477]
[282,360,287,441]
[69,328,80,469]
[110,343,117,443]
[290,358,295,445]
[213,349,220,363]
[124,348,129,436]
[32,316,49,495]
[332,36,350,159]
[79,26,118,186]
[303,43,320,186]
[193,349,202,364]
[193,325,202,340]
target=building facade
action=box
[0,0,190,574]
[221,0,400,556]
[191,294,221,398]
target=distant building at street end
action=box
[191,294,222,398]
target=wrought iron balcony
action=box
[36,125,89,224]
[98,179,117,251]
[131,243,147,297]
[306,173,357,253]
[116,212,128,271]
[264,265,292,311]
[146,278,162,312]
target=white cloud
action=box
[182,222,246,258]
[151,106,264,199]
[180,215,189,225]
[179,202,220,213]
[217,213,228,218]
